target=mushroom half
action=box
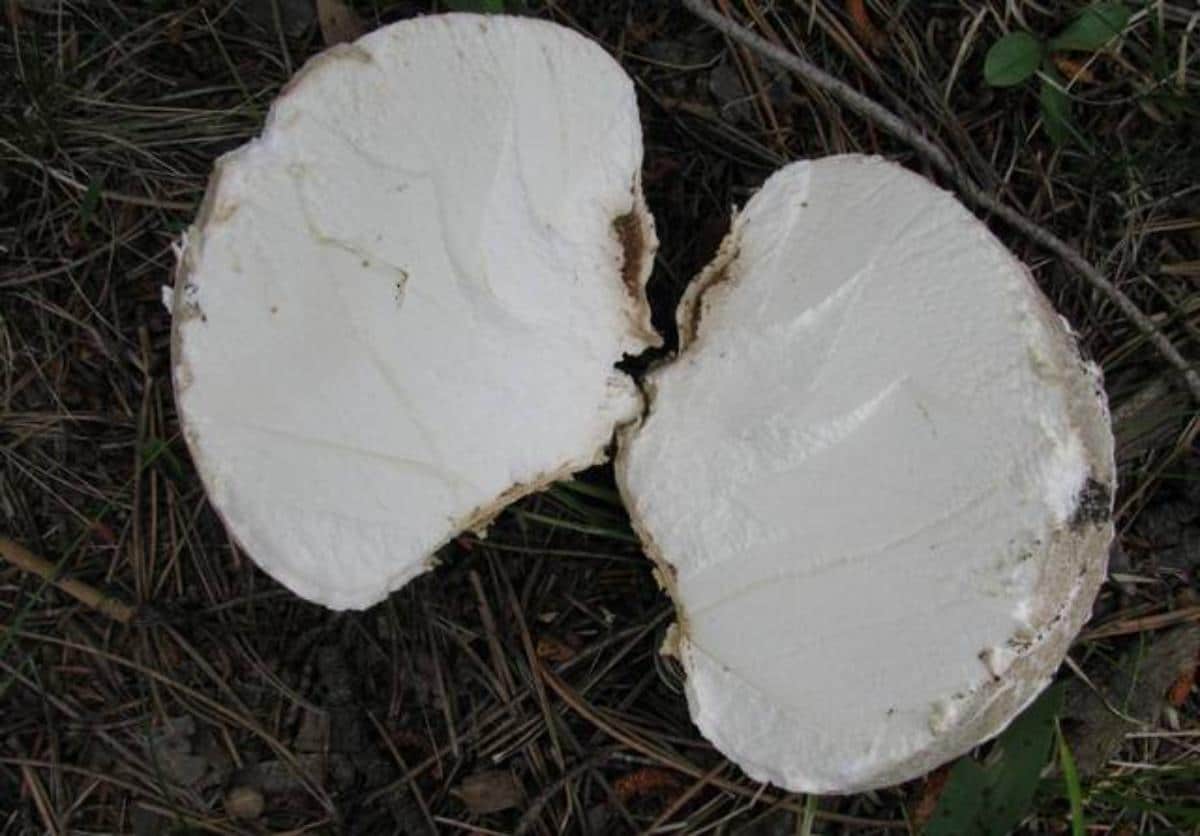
[616,155,1115,793]
[172,15,659,610]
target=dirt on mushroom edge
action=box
[608,201,753,662]
[675,207,745,353]
[611,175,663,351]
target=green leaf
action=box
[1049,3,1131,52]
[924,685,1064,836]
[1039,75,1073,145]
[984,32,1043,87]
[1056,720,1086,836]
[443,0,505,12]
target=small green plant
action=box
[984,3,1132,143]
[1056,719,1087,836]
[923,685,1064,835]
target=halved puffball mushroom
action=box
[616,155,1115,793]
[173,15,1116,794]
[171,15,659,609]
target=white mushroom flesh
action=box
[173,15,659,609]
[617,155,1115,793]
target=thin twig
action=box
[540,664,906,830]
[642,759,728,834]
[366,710,438,833]
[682,0,1200,404]
[1079,604,1200,642]
[0,536,136,624]
[513,746,621,836]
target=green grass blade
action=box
[1056,719,1086,836]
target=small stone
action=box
[224,785,265,820]
[452,770,523,815]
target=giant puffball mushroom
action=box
[616,155,1116,793]
[171,15,659,610]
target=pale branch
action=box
[0,536,136,624]
[682,0,1200,404]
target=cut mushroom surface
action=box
[616,155,1115,793]
[172,15,659,609]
